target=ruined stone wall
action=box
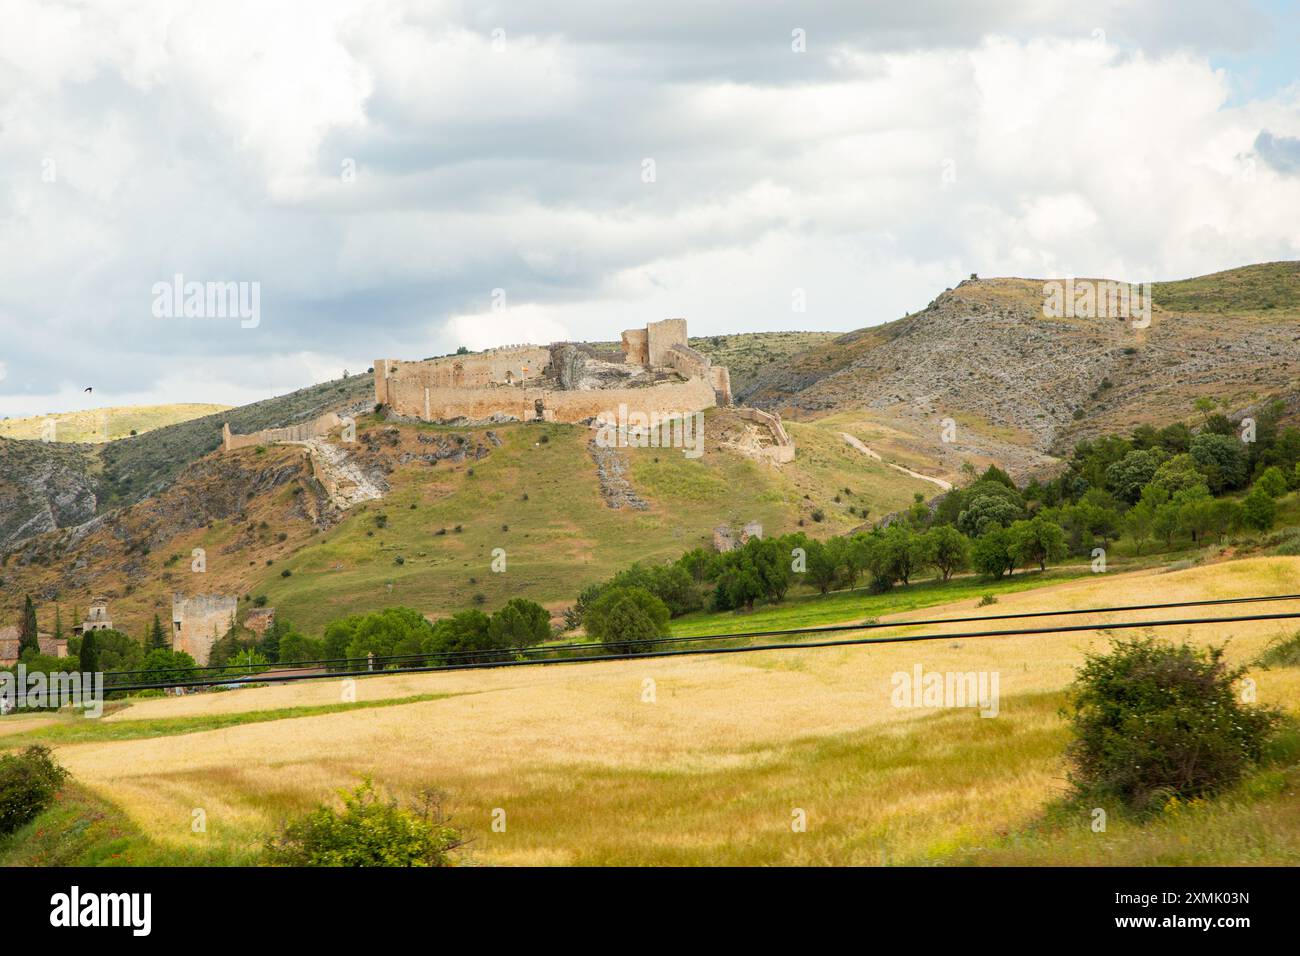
[172,593,237,666]
[223,413,343,452]
[375,348,551,406]
[735,407,796,464]
[646,318,688,366]
[620,329,648,365]
[386,377,718,425]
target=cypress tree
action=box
[79,630,99,674]
[18,595,40,656]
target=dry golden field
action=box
[46,557,1300,865]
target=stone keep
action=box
[172,593,238,666]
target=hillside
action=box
[0,408,937,637]
[742,262,1300,476]
[0,404,231,443]
[0,332,828,557]
[0,374,375,554]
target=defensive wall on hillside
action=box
[222,413,344,452]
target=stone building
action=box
[172,593,238,666]
[72,597,114,636]
[0,626,68,666]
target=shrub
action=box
[0,746,69,835]
[976,593,997,607]
[1258,631,1300,669]
[266,780,464,867]
[1064,637,1280,810]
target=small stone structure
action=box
[734,408,796,464]
[374,319,732,425]
[712,521,764,553]
[172,593,238,666]
[72,597,113,636]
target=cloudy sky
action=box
[1,0,1298,416]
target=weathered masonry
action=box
[374,319,732,424]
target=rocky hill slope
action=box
[741,262,1300,474]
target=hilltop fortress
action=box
[374,319,733,424]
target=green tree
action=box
[1241,486,1276,532]
[1008,516,1068,571]
[1188,433,1246,493]
[488,598,552,647]
[1105,449,1160,504]
[584,586,670,653]
[1255,465,1287,498]
[18,596,39,657]
[803,539,839,594]
[147,614,168,651]
[78,630,99,674]
[971,526,1016,579]
[922,525,969,581]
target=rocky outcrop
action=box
[588,440,649,510]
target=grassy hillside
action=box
[0,408,938,638]
[1153,260,1300,316]
[8,557,1294,866]
[0,404,230,443]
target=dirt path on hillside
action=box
[839,432,952,491]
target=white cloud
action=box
[0,1,1297,410]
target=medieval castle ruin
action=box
[374,319,732,424]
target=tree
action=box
[78,630,99,674]
[18,596,39,657]
[141,648,198,685]
[971,526,1016,579]
[803,540,839,594]
[583,586,670,653]
[1123,498,1157,554]
[1208,499,1242,542]
[1175,486,1215,543]
[1105,449,1160,504]
[871,525,927,586]
[1008,516,1068,571]
[1255,465,1288,499]
[957,483,1023,537]
[1151,454,1207,496]
[1152,501,1181,547]
[923,525,969,581]
[147,614,169,651]
[1241,486,1276,532]
[488,598,552,647]
[1189,433,1246,493]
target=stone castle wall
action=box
[374,347,552,405]
[172,593,237,666]
[223,413,343,452]
[386,376,718,425]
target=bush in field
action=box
[584,586,670,652]
[265,780,464,867]
[1064,637,1280,810]
[0,746,68,836]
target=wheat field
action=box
[51,557,1300,865]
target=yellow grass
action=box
[51,557,1300,865]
